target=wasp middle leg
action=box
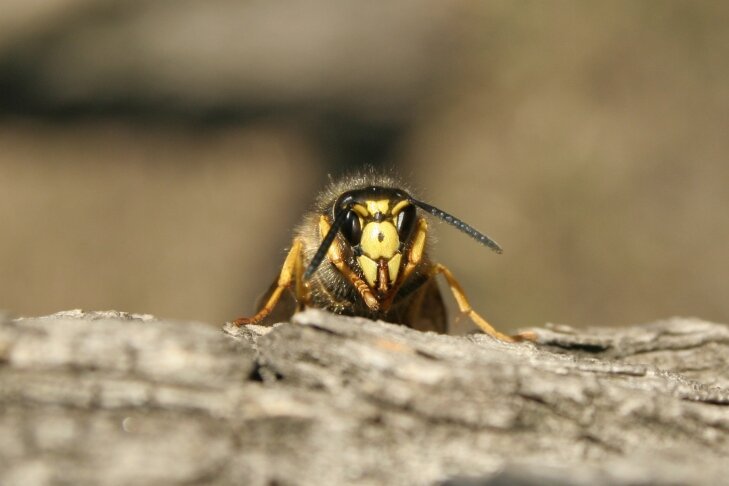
[431,263,536,343]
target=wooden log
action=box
[1,309,727,485]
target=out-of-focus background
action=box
[1,2,727,332]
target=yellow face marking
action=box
[360,221,399,259]
[409,218,426,263]
[365,199,390,216]
[319,215,330,238]
[387,253,401,283]
[352,204,369,218]
[357,255,378,288]
[390,200,410,215]
[344,198,410,293]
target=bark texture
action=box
[1,309,728,485]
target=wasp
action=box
[233,171,535,342]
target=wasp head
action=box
[331,187,416,295]
[304,183,502,299]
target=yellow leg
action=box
[293,237,306,312]
[233,239,305,326]
[432,263,536,343]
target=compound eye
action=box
[396,205,417,242]
[341,210,362,245]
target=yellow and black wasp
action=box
[234,170,535,342]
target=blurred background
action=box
[1,1,727,332]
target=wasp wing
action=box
[404,276,448,334]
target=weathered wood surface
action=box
[1,309,728,485]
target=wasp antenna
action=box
[304,205,351,280]
[410,198,503,254]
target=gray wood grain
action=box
[1,309,728,485]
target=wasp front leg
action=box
[233,238,307,326]
[431,263,536,343]
[318,215,380,311]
